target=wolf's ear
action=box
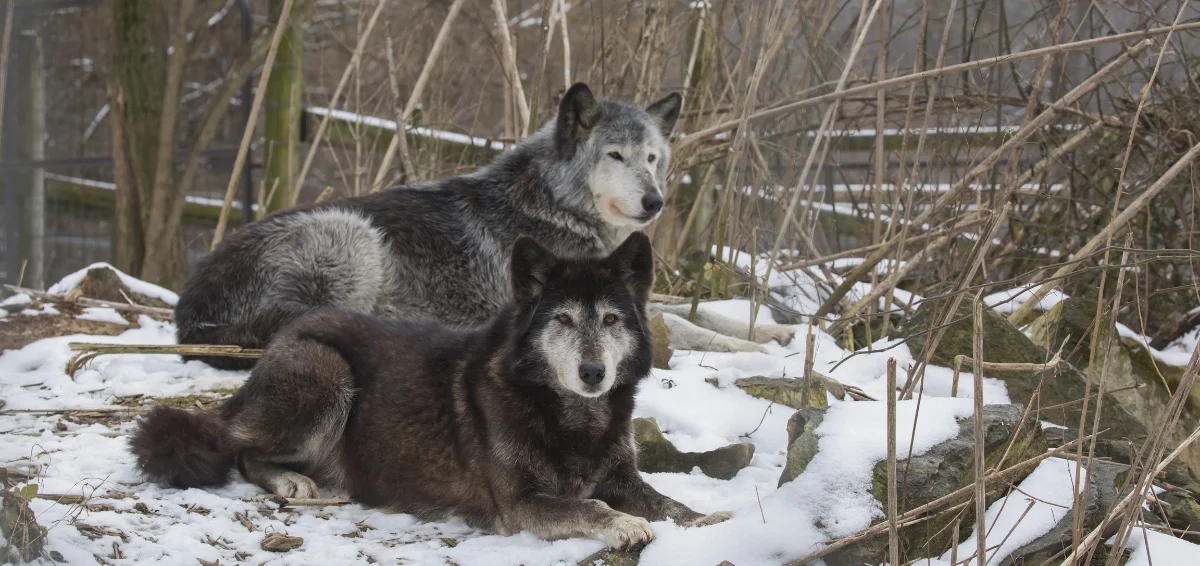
[645,92,682,137]
[511,236,557,303]
[607,232,654,304]
[555,83,600,148]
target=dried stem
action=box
[886,357,899,566]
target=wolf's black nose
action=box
[579,363,606,385]
[641,194,664,215]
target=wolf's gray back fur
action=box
[175,84,681,368]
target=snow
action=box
[2,265,1197,565]
[46,262,180,306]
[983,286,1069,314]
[306,106,510,152]
[77,307,130,325]
[1113,527,1200,566]
[2,293,32,307]
[924,458,1080,565]
[44,173,258,215]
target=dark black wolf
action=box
[132,232,728,549]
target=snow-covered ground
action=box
[1,266,1197,565]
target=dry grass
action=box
[14,0,1200,563]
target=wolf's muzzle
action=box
[579,363,606,386]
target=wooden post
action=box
[264,0,305,212]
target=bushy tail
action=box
[130,406,236,488]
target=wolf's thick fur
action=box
[133,233,727,548]
[176,83,686,369]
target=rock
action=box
[1042,426,1200,493]
[649,313,674,370]
[1028,297,1200,476]
[70,266,172,309]
[896,297,1151,468]
[578,549,640,566]
[1,488,47,563]
[260,532,304,552]
[778,407,826,486]
[1160,488,1200,544]
[633,418,754,480]
[735,376,828,409]
[998,458,1131,565]
[791,405,1046,566]
[1125,336,1198,416]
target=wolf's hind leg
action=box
[239,459,320,498]
[221,323,355,495]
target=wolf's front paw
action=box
[266,471,319,499]
[753,324,796,346]
[686,511,732,527]
[599,513,655,550]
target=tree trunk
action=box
[107,0,167,281]
[264,0,304,214]
[17,30,45,289]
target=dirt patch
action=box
[1,301,131,352]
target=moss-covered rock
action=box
[1027,297,1200,477]
[778,407,826,486]
[735,376,828,409]
[633,418,754,480]
[845,405,1044,565]
[578,549,640,566]
[1160,488,1200,545]
[896,297,1150,465]
[998,458,1133,565]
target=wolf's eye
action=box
[647,154,657,163]
[555,313,574,326]
[604,314,618,325]
[607,151,624,161]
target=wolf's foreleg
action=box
[594,464,732,527]
[500,495,654,550]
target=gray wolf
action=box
[131,233,729,549]
[175,83,684,369]
[175,82,794,370]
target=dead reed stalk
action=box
[886,357,899,565]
